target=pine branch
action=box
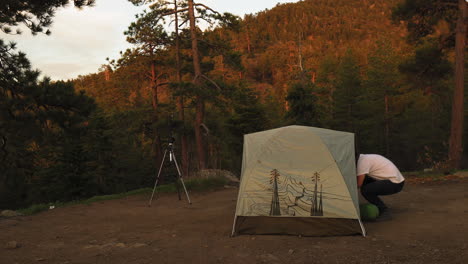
[193,3,220,15]
[200,123,210,135]
[200,74,221,91]
[155,82,170,87]
[179,19,189,27]
[162,8,189,17]
[144,72,152,79]
[435,2,459,8]
[195,16,215,25]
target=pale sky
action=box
[1,0,299,80]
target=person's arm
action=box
[357,174,365,188]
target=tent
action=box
[232,125,366,236]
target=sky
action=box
[1,0,299,80]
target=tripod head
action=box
[166,136,176,151]
[168,136,175,144]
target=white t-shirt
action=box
[357,154,405,184]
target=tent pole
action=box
[358,219,366,237]
[231,216,238,237]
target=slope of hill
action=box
[227,0,408,96]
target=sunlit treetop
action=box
[392,0,459,45]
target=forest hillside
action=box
[1,0,466,210]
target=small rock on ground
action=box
[5,241,21,249]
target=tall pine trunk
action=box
[448,0,467,169]
[188,0,206,170]
[150,61,163,178]
[174,0,189,177]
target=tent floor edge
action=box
[234,216,363,237]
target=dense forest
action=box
[1,0,466,209]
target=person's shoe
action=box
[376,209,393,221]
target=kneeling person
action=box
[356,154,405,220]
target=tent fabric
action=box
[232,125,365,236]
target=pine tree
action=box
[285,80,319,126]
[0,0,94,35]
[332,49,362,134]
[123,9,172,178]
[315,56,339,128]
[129,0,235,171]
[393,0,468,168]
[361,42,403,156]
[0,0,98,208]
[395,42,452,170]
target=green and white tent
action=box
[232,126,366,236]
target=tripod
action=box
[148,137,192,206]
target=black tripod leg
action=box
[172,153,192,205]
[148,149,168,207]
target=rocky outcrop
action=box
[197,169,239,185]
[1,210,21,218]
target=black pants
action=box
[361,176,404,212]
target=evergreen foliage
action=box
[1,0,465,209]
[332,49,363,134]
[393,0,466,168]
[0,0,95,35]
[225,85,268,171]
[285,81,319,126]
[359,42,402,156]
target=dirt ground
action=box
[1,178,467,264]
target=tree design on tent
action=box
[269,169,281,216]
[310,172,323,216]
[242,166,352,216]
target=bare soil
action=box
[1,178,468,264]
